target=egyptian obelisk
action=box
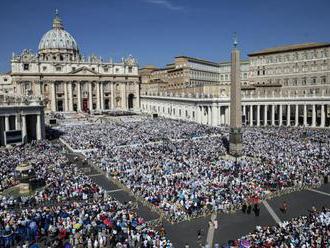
[229,35,242,156]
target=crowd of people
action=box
[58,117,330,222]
[59,117,219,150]
[228,207,329,247]
[2,114,330,246]
[0,140,171,247]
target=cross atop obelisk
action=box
[229,33,243,156]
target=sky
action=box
[0,0,329,72]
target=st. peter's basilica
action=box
[7,10,140,113]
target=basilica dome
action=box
[38,10,80,61]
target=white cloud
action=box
[145,0,184,11]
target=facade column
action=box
[21,115,26,143]
[136,83,140,110]
[111,82,115,109]
[312,104,316,127]
[279,104,283,126]
[77,82,82,112]
[303,104,307,126]
[121,83,127,110]
[218,106,223,125]
[5,116,10,131]
[51,82,56,112]
[36,114,41,140]
[68,82,73,112]
[64,82,68,112]
[100,82,104,110]
[88,82,93,111]
[320,105,325,128]
[256,105,260,126]
[295,105,299,126]
[271,105,275,126]
[96,82,101,111]
[249,105,253,127]
[287,105,291,126]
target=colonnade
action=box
[242,103,328,128]
[141,97,330,128]
[195,103,329,128]
[0,112,44,146]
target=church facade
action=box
[8,11,140,113]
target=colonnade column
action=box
[217,106,220,125]
[100,82,104,110]
[4,116,9,132]
[15,115,20,130]
[64,82,68,112]
[88,82,93,111]
[312,105,316,127]
[287,105,291,126]
[264,105,268,126]
[198,106,203,124]
[21,115,26,143]
[96,82,101,111]
[303,104,307,126]
[271,105,275,126]
[295,105,299,127]
[279,104,283,126]
[211,104,217,126]
[320,105,325,128]
[36,114,41,140]
[243,105,246,125]
[77,82,82,112]
[256,105,260,126]
[208,106,212,126]
[249,105,253,127]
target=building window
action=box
[115,68,119,73]
[92,68,95,71]
[23,64,29,71]
[311,77,317,84]
[104,68,108,72]
[42,66,47,71]
[321,76,326,84]
[56,67,62,72]
[128,66,133,73]
[72,67,76,71]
